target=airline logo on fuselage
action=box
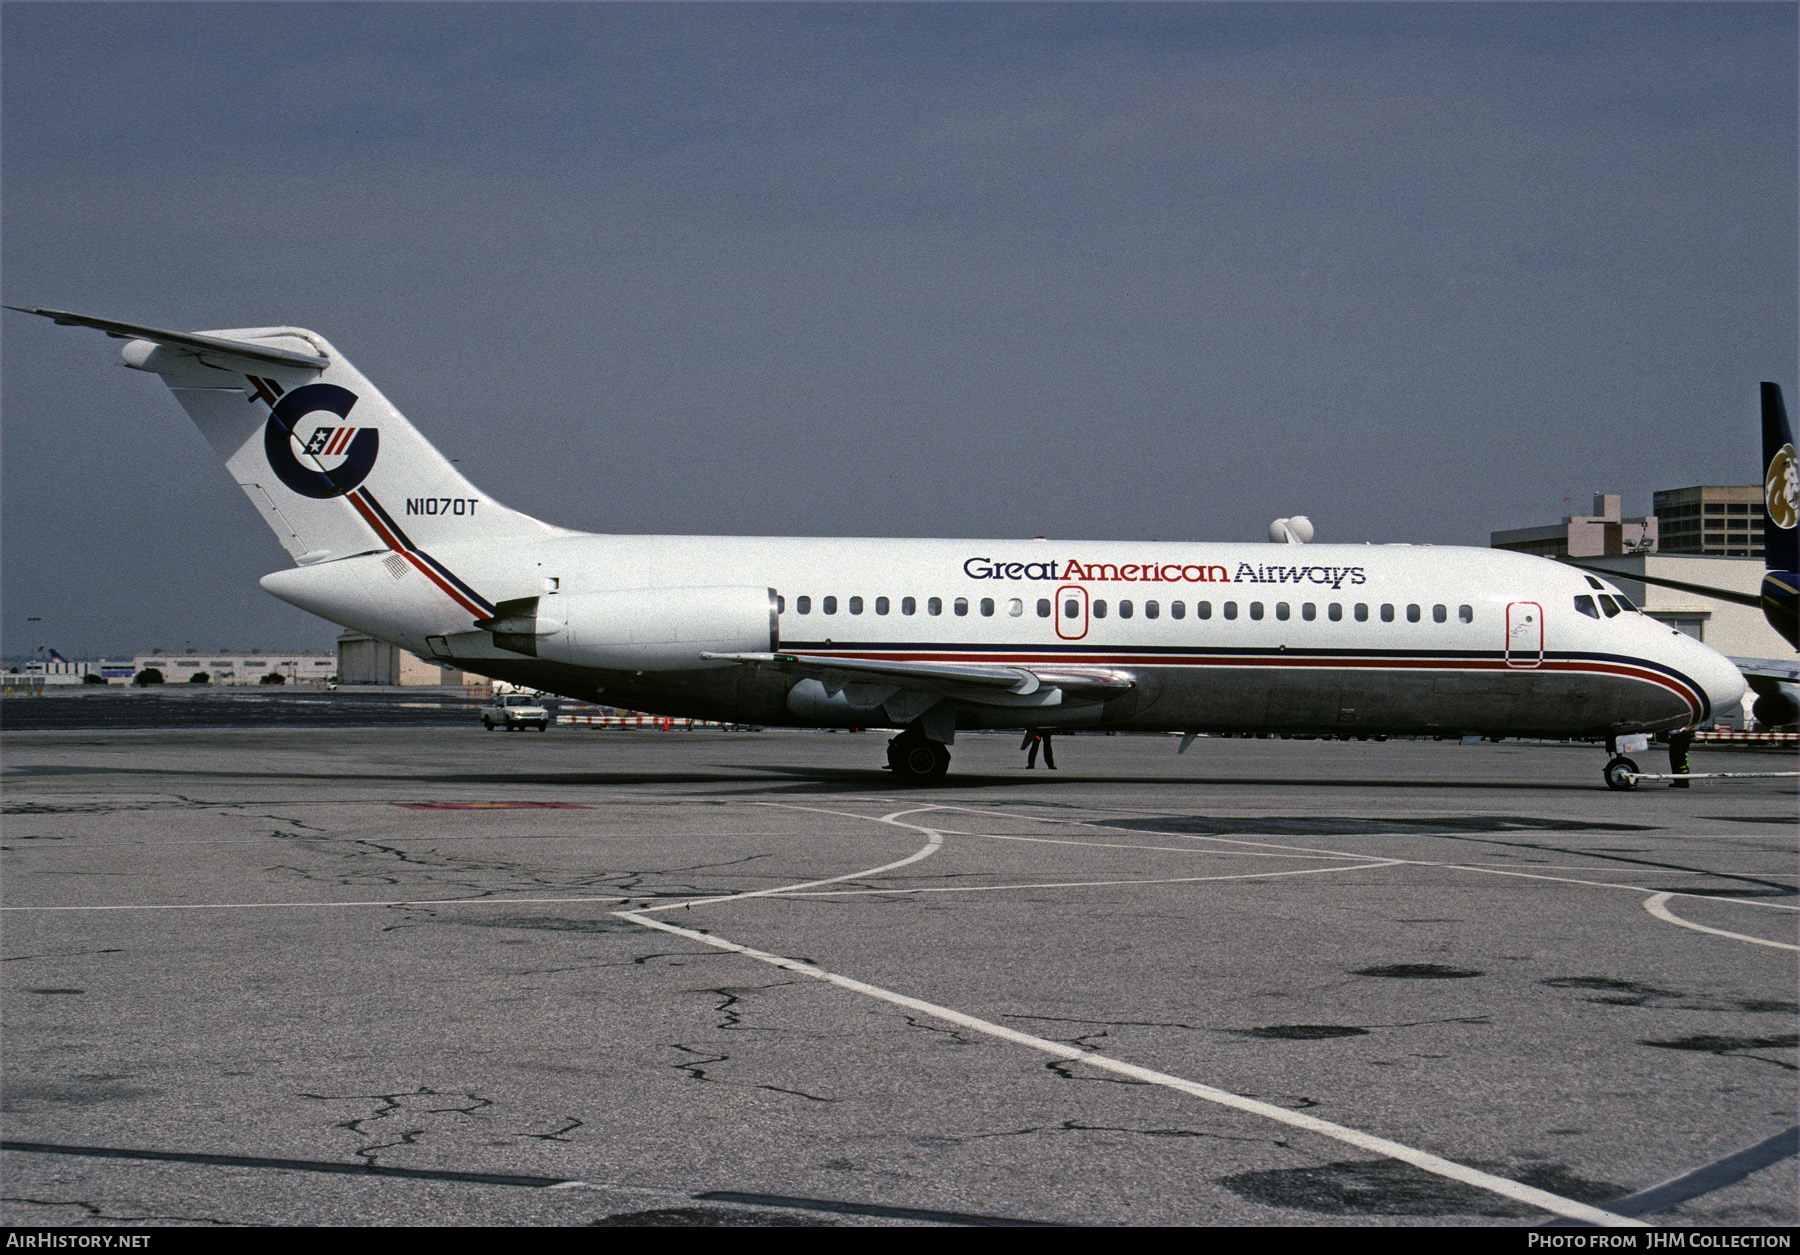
[962,557,1366,588]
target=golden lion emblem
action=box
[1769,443,1798,530]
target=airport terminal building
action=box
[131,652,336,684]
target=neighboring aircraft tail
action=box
[10,308,560,569]
[1761,382,1797,573]
[1759,382,1797,650]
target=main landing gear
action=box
[886,728,950,784]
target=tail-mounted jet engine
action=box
[477,586,778,671]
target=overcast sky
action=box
[4,2,1795,658]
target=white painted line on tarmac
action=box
[2,894,631,913]
[935,804,1798,912]
[779,861,1403,897]
[1643,893,1800,951]
[631,804,950,917]
[613,906,1642,1228]
[963,832,1375,859]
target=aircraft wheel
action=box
[1603,756,1640,791]
[887,734,950,784]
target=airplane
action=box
[10,306,1748,788]
[1563,382,1798,730]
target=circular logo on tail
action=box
[1768,443,1797,530]
[264,383,379,499]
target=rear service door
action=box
[1056,585,1089,641]
[1505,601,1543,668]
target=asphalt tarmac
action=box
[2,720,1794,1227]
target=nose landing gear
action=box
[1603,755,1641,791]
[886,729,950,783]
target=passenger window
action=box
[1063,599,1079,619]
[954,597,969,617]
[1171,602,1186,620]
[1145,601,1160,620]
[1459,604,1473,623]
[1249,602,1264,621]
[1037,599,1052,618]
[823,596,838,615]
[980,597,995,617]
[797,596,812,614]
[1197,601,1212,620]
[876,596,890,615]
[1406,604,1420,623]
[1008,598,1023,617]
[849,596,864,615]
[1597,594,1620,617]
[1328,603,1342,622]
[902,596,916,615]
[1094,600,1108,619]
[928,597,942,616]
[1574,595,1600,619]
[1223,602,1238,620]
[1275,602,1290,621]
[1380,604,1395,623]
[777,595,786,613]
[1119,600,1134,619]
[1432,604,1446,623]
[1354,603,1369,622]
[1301,603,1316,621]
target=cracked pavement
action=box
[2,726,1795,1225]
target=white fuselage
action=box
[264,533,1745,739]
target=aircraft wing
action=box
[1560,560,1766,609]
[6,306,330,372]
[1728,655,1800,694]
[702,651,1136,704]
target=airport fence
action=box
[557,713,757,732]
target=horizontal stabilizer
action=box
[6,306,329,371]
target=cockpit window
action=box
[1574,595,1600,619]
[1585,576,1604,590]
[1597,594,1621,617]
[1614,593,1639,612]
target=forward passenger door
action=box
[1505,601,1543,668]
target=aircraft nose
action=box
[1687,639,1747,723]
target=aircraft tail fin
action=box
[13,308,561,574]
[1761,383,1797,574]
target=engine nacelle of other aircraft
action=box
[482,586,777,671]
[1753,688,1798,728]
